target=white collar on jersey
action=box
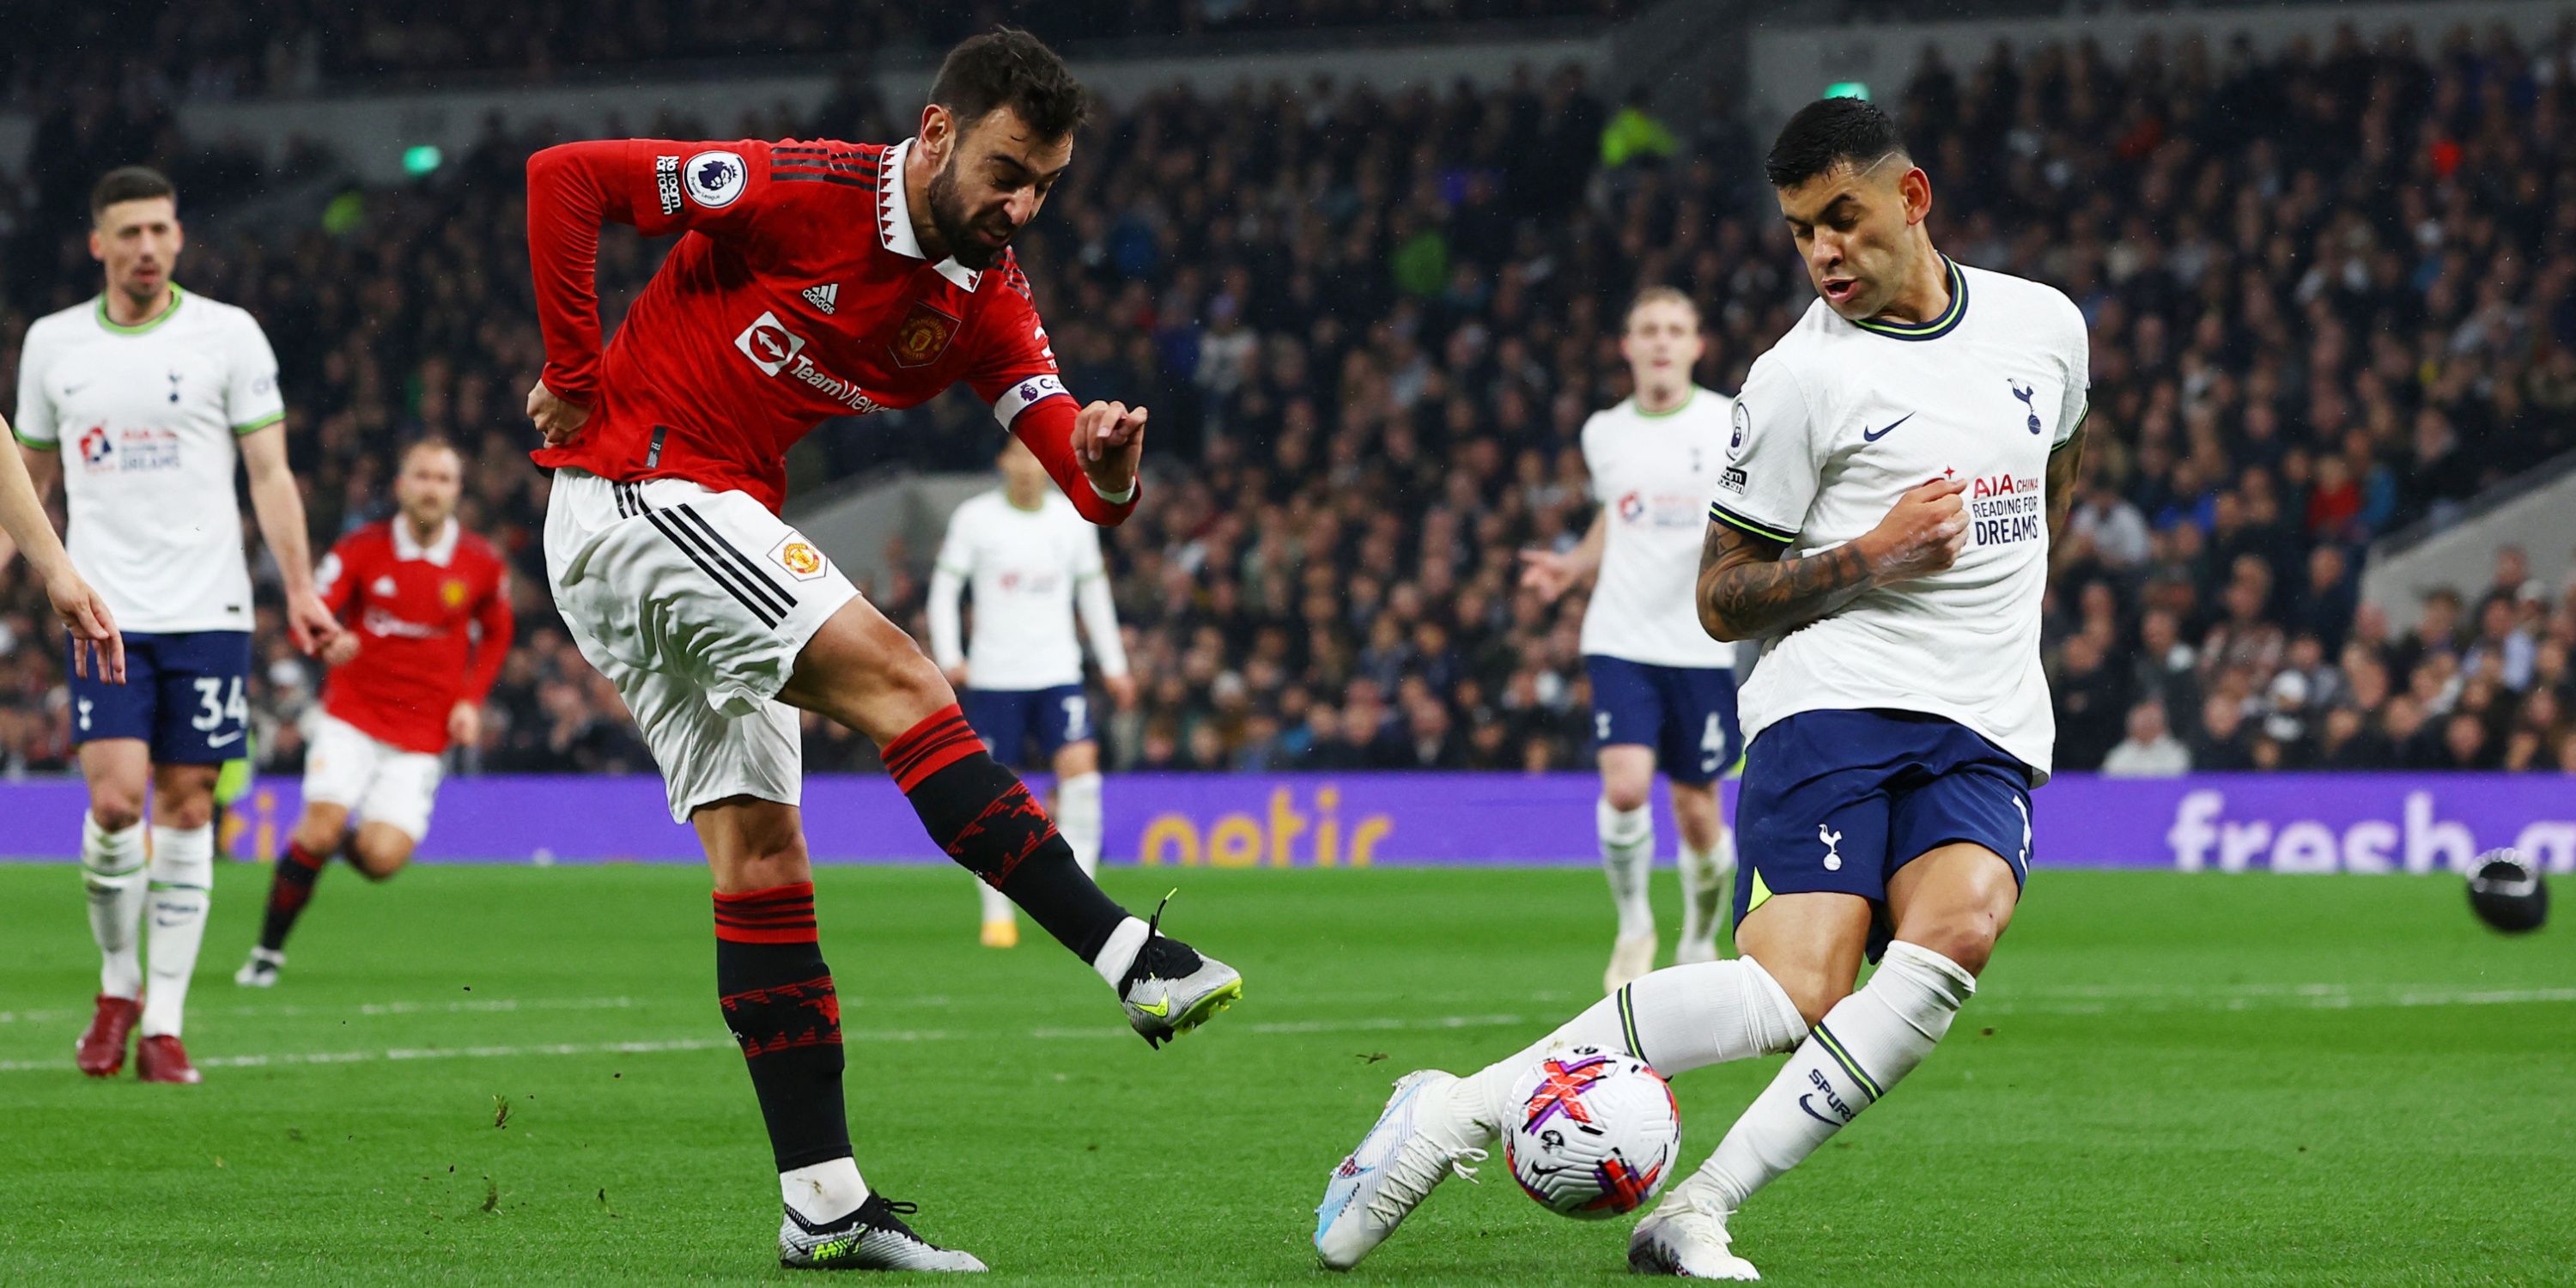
[393,516,460,567]
[878,138,985,293]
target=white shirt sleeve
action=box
[12,324,57,448]
[1073,525,1127,677]
[2053,294,2091,447]
[1709,349,1820,544]
[927,508,971,672]
[226,314,286,434]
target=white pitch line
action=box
[0,995,645,1026]
[5,987,2570,1075]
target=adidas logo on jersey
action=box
[802,283,839,314]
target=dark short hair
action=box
[930,27,1088,141]
[91,166,177,222]
[1765,98,1908,189]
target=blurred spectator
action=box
[2100,700,2191,778]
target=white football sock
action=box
[81,812,148,999]
[977,878,1015,925]
[1455,957,1807,1139]
[1091,915,1149,989]
[780,1157,870,1222]
[1664,940,1976,1217]
[1676,829,1731,955]
[1598,798,1656,940]
[140,824,216,1038]
[1055,772,1104,878]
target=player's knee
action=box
[1756,959,1853,1030]
[1601,779,1652,813]
[88,794,145,833]
[353,842,411,882]
[153,792,216,830]
[1896,914,2003,978]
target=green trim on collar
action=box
[95,284,187,336]
[1632,387,1700,419]
[1849,258,1967,342]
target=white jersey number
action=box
[192,677,249,732]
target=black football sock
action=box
[883,704,1130,964]
[258,839,329,953]
[713,882,852,1172]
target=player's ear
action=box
[919,102,953,166]
[1900,166,1932,226]
[88,228,104,262]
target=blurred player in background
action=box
[1319,97,2090,1279]
[1520,288,1741,995]
[5,167,335,1084]
[930,437,1135,947]
[236,438,513,987]
[522,28,1237,1270]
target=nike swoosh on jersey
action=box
[206,731,246,749]
[1861,412,1916,442]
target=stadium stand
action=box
[2,20,2573,778]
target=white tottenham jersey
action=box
[1579,387,1739,669]
[14,286,284,634]
[1710,258,2088,783]
[930,489,1127,691]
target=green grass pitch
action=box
[2,861,2570,1285]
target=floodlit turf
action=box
[2,860,2571,1285]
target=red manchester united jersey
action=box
[316,519,514,755]
[526,137,1129,520]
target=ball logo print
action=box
[1505,1048,1680,1219]
[1728,399,1751,460]
[683,150,746,208]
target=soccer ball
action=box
[2467,848,2548,934]
[1504,1047,1680,1219]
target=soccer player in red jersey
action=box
[236,438,512,986]
[518,29,1240,1271]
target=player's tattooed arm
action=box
[1694,522,1873,643]
[2044,421,2087,546]
[1698,477,1970,642]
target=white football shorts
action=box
[302,711,444,842]
[544,468,859,823]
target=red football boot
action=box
[136,1034,203,1084]
[74,993,141,1077]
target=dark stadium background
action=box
[1,0,2571,793]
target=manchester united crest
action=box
[440,579,469,609]
[769,534,829,581]
[890,301,959,368]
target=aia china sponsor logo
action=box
[1967,471,2044,547]
[734,312,885,415]
[80,426,180,474]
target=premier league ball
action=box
[2467,848,2548,934]
[1504,1047,1680,1220]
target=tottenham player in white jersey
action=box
[929,436,1136,946]
[4,167,337,1084]
[1316,97,2089,1279]
[1521,288,1741,994]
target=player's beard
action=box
[927,159,1010,270]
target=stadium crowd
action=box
[3,21,2576,781]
